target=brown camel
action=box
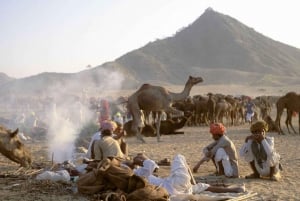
[275,92,300,135]
[159,112,192,135]
[127,75,203,142]
[0,125,32,167]
[124,121,156,137]
[194,95,209,126]
[124,113,191,137]
[214,98,232,125]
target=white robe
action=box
[240,136,281,176]
[134,155,210,196]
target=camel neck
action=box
[169,83,193,102]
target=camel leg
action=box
[298,112,300,135]
[129,102,146,143]
[285,111,291,134]
[154,111,162,142]
[137,128,146,143]
[275,110,284,135]
[278,119,285,135]
[286,110,297,134]
[131,112,146,143]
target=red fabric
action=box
[210,123,226,135]
[98,99,111,124]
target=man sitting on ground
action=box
[240,120,282,181]
[93,120,126,162]
[193,123,239,178]
[86,120,128,159]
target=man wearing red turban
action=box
[193,123,239,178]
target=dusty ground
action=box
[0,123,299,201]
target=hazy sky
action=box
[1,0,299,78]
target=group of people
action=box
[84,118,282,197]
[193,121,282,182]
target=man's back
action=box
[93,136,124,160]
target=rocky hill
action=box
[113,8,300,86]
[1,8,300,96]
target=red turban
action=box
[210,123,226,135]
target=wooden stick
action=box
[228,192,258,201]
[26,169,44,176]
[13,167,23,174]
[187,164,196,185]
[52,152,54,165]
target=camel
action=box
[127,75,203,142]
[124,112,191,136]
[214,98,232,125]
[124,121,156,137]
[207,93,216,124]
[194,95,209,126]
[0,125,32,167]
[159,112,191,135]
[275,92,300,135]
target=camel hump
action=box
[285,91,297,97]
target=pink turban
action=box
[100,120,117,132]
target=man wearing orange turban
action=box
[193,123,239,178]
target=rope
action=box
[104,192,127,201]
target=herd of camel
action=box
[0,75,299,169]
[124,75,300,142]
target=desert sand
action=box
[0,85,299,201]
[0,122,299,200]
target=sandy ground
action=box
[0,123,299,201]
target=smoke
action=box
[44,68,125,162]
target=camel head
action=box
[187,76,203,86]
[0,125,32,167]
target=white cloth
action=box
[113,115,124,125]
[214,148,234,177]
[134,159,159,178]
[192,183,210,194]
[36,170,70,183]
[246,112,254,122]
[134,154,210,196]
[86,132,101,158]
[239,137,281,176]
[167,154,193,195]
[203,135,239,177]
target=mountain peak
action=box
[1,9,300,94]
[116,8,300,85]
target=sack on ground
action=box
[77,158,132,194]
[102,161,134,191]
[77,168,106,194]
[127,182,169,201]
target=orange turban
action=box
[210,123,226,135]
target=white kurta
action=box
[240,136,281,176]
[86,131,101,159]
